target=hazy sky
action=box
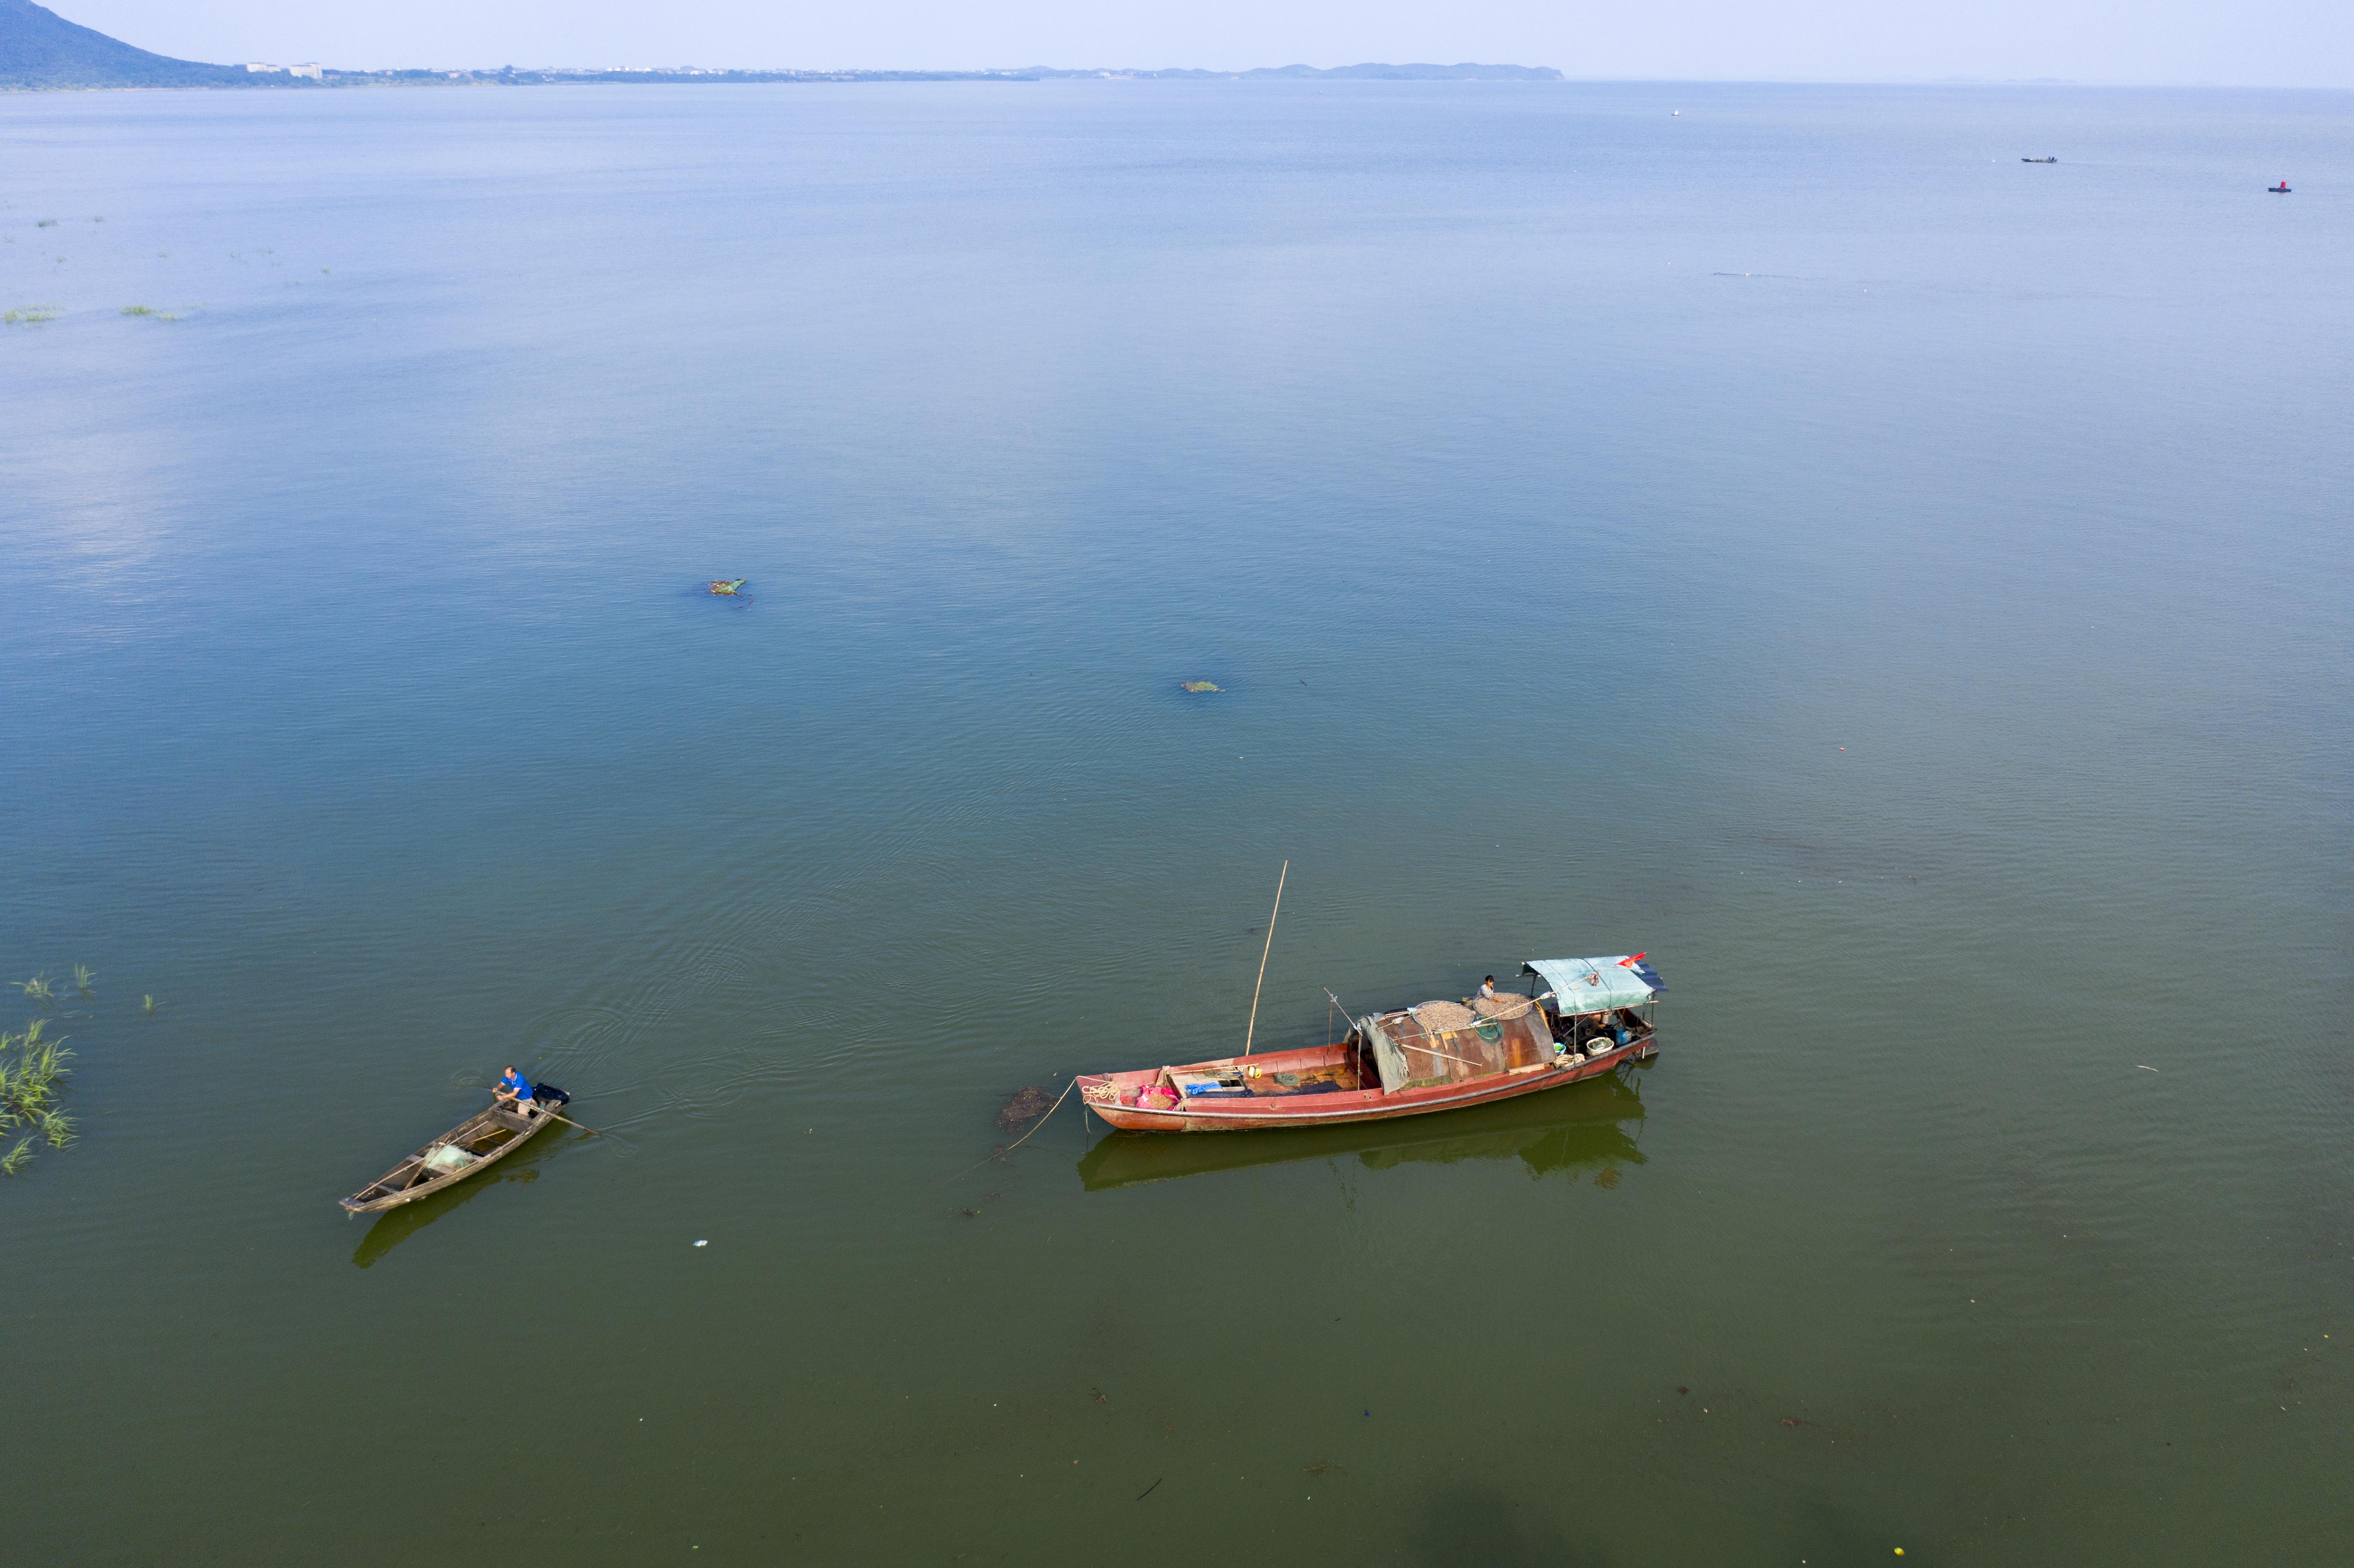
[58,0,2354,86]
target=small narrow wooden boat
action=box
[1080,955,1665,1133]
[340,1099,560,1213]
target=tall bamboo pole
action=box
[1242,860,1288,1057]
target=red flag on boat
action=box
[1619,953,1647,967]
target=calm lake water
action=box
[3,79,2349,1565]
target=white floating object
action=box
[694,1239,708,1247]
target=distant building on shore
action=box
[290,63,324,79]
[244,62,280,73]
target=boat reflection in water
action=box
[350,1136,564,1268]
[1077,1064,1648,1192]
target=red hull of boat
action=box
[1079,1036,1651,1132]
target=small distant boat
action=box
[1079,956,1666,1133]
[340,1097,563,1213]
[2022,156,2058,164]
[2269,180,2291,193]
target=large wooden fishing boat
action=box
[1079,955,1665,1133]
[339,1099,561,1213]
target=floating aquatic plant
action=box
[3,978,143,1177]
[1180,681,1221,694]
[0,1020,75,1173]
[120,305,187,322]
[2,305,60,326]
[35,218,56,228]
[143,995,160,1016]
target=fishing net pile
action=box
[1410,1000,1476,1033]
[1410,994,1538,1032]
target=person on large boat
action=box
[493,1065,537,1118]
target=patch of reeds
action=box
[0,1019,76,1175]
[74,965,95,998]
[143,995,160,1016]
[3,305,61,326]
[18,975,56,1005]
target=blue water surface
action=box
[3,80,2349,1565]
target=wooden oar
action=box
[488,1094,603,1136]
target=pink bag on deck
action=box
[1132,1082,1180,1110]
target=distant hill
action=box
[0,0,262,88]
[1,4,1561,93]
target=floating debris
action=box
[707,579,749,598]
[1303,1461,1343,1478]
[1780,1417,1816,1428]
[1594,1167,1622,1189]
[1180,680,1221,694]
[996,1085,1056,1131]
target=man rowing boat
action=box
[493,1065,537,1119]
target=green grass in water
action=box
[3,305,61,325]
[0,1020,75,1174]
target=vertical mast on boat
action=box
[1242,860,1288,1058]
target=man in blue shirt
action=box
[493,1066,536,1119]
